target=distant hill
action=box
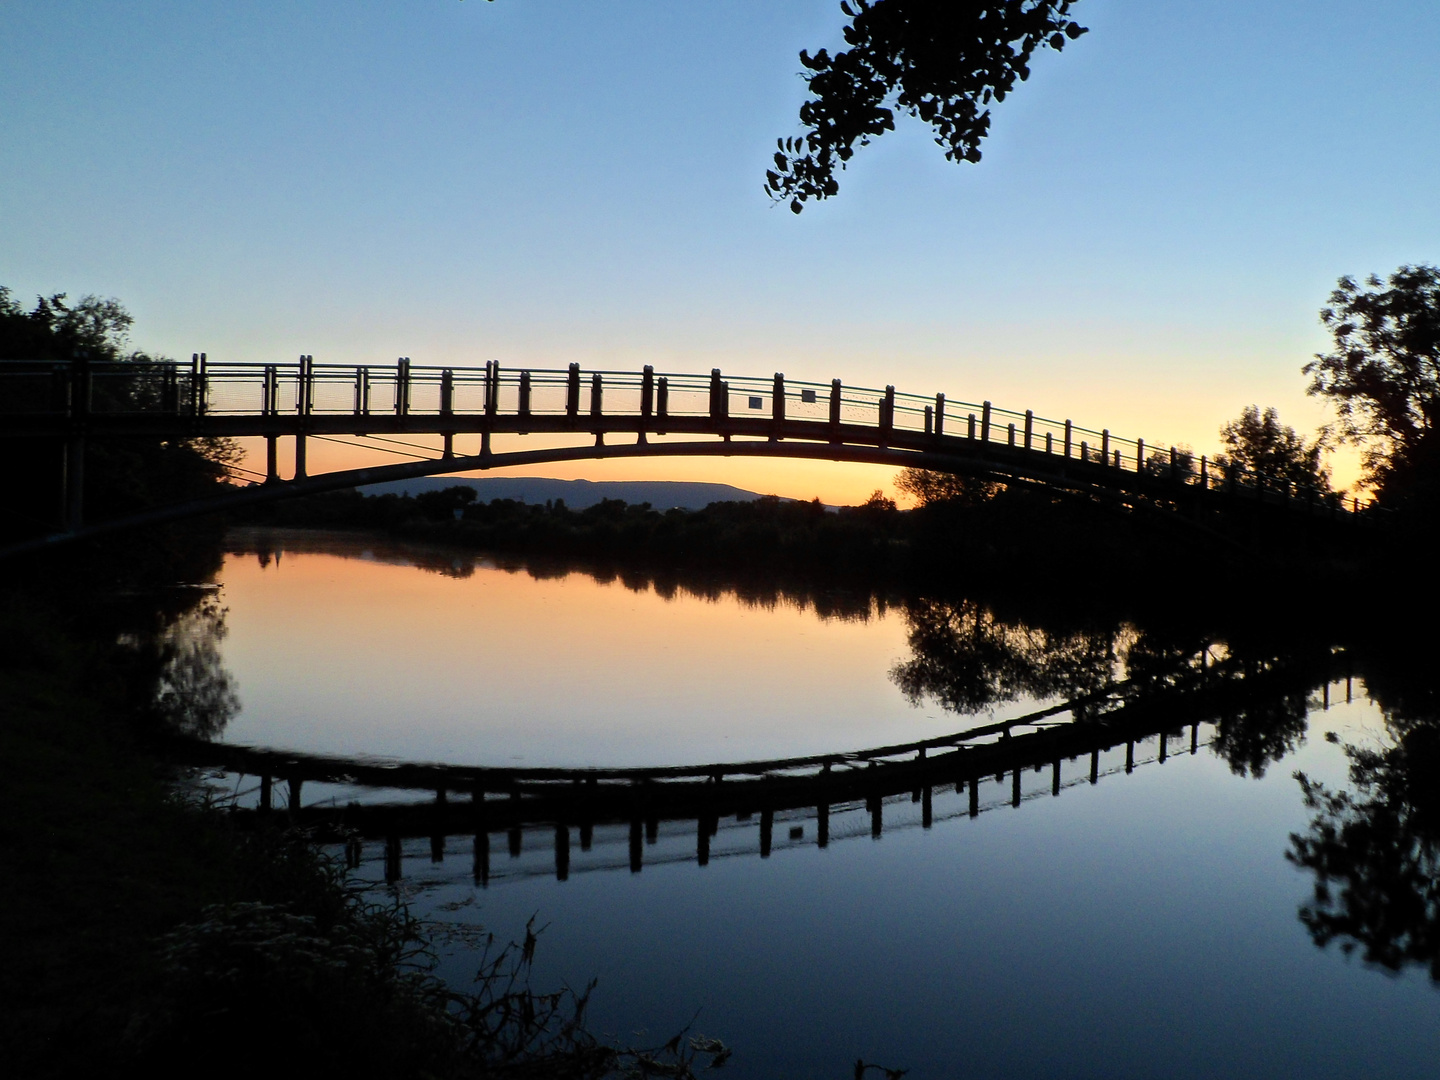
[360,476,769,511]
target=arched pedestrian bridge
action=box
[3,355,1367,549]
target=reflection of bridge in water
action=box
[177,660,1352,886]
[4,356,1366,549]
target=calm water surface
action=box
[209,531,1440,1079]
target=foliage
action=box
[0,285,240,540]
[1304,265,1440,502]
[766,0,1088,211]
[894,467,1000,507]
[1216,405,1330,493]
[127,889,734,1078]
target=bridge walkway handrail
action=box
[0,356,1368,516]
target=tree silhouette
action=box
[766,0,1088,211]
[1304,265,1440,505]
[1216,405,1331,494]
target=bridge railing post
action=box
[1024,409,1033,450]
[566,363,580,419]
[1102,428,1110,464]
[395,357,410,416]
[1064,419,1072,458]
[656,375,668,434]
[829,379,842,443]
[591,372,604,446]
[1137,437,1144,473]
[354,366,370,417]
[640,365,653,444]
[485,361,498,418]
[519,370,532,431]
[879,385,895,445]
[924,404,932,435]
[771,373,784,440]
[440,368,455,457]
[980,401,992,444]
[934,393,945,438]
[709,369,726,424]
[1007,421,1015,446]
[968,412,976,439]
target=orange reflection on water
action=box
[218,536,947,768]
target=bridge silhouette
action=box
[174,649,1351,885]
[3,354,1367,553]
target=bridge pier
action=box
[473,831,490,887]
[554,824,570,881]
[385,833,402,883]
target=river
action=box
[195,528,1439,1079]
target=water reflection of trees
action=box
[887,597,1328,783]
[1288,652,1440,979]
[150,597,240,741]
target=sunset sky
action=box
[5,1,1438,501]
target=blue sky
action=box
[4,1,1438,497]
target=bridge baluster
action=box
[968,412,976,439]
[1045,431,1053,454]
[980,401,992,444]
[354,366,370,417]
[640,365,653,445]
[295,359,309,479]
[1007,422,1015,447]
[395,357,410,417]
[709,369,728,425]
[924,405,932,435]
[591,373,604,447]
[1024,409,1033,450]
[771,373,784,440]
[441,369,455,458]
[566,363,580,418]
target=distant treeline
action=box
[236,479,1351,614]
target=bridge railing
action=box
[2,356,1365,515]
